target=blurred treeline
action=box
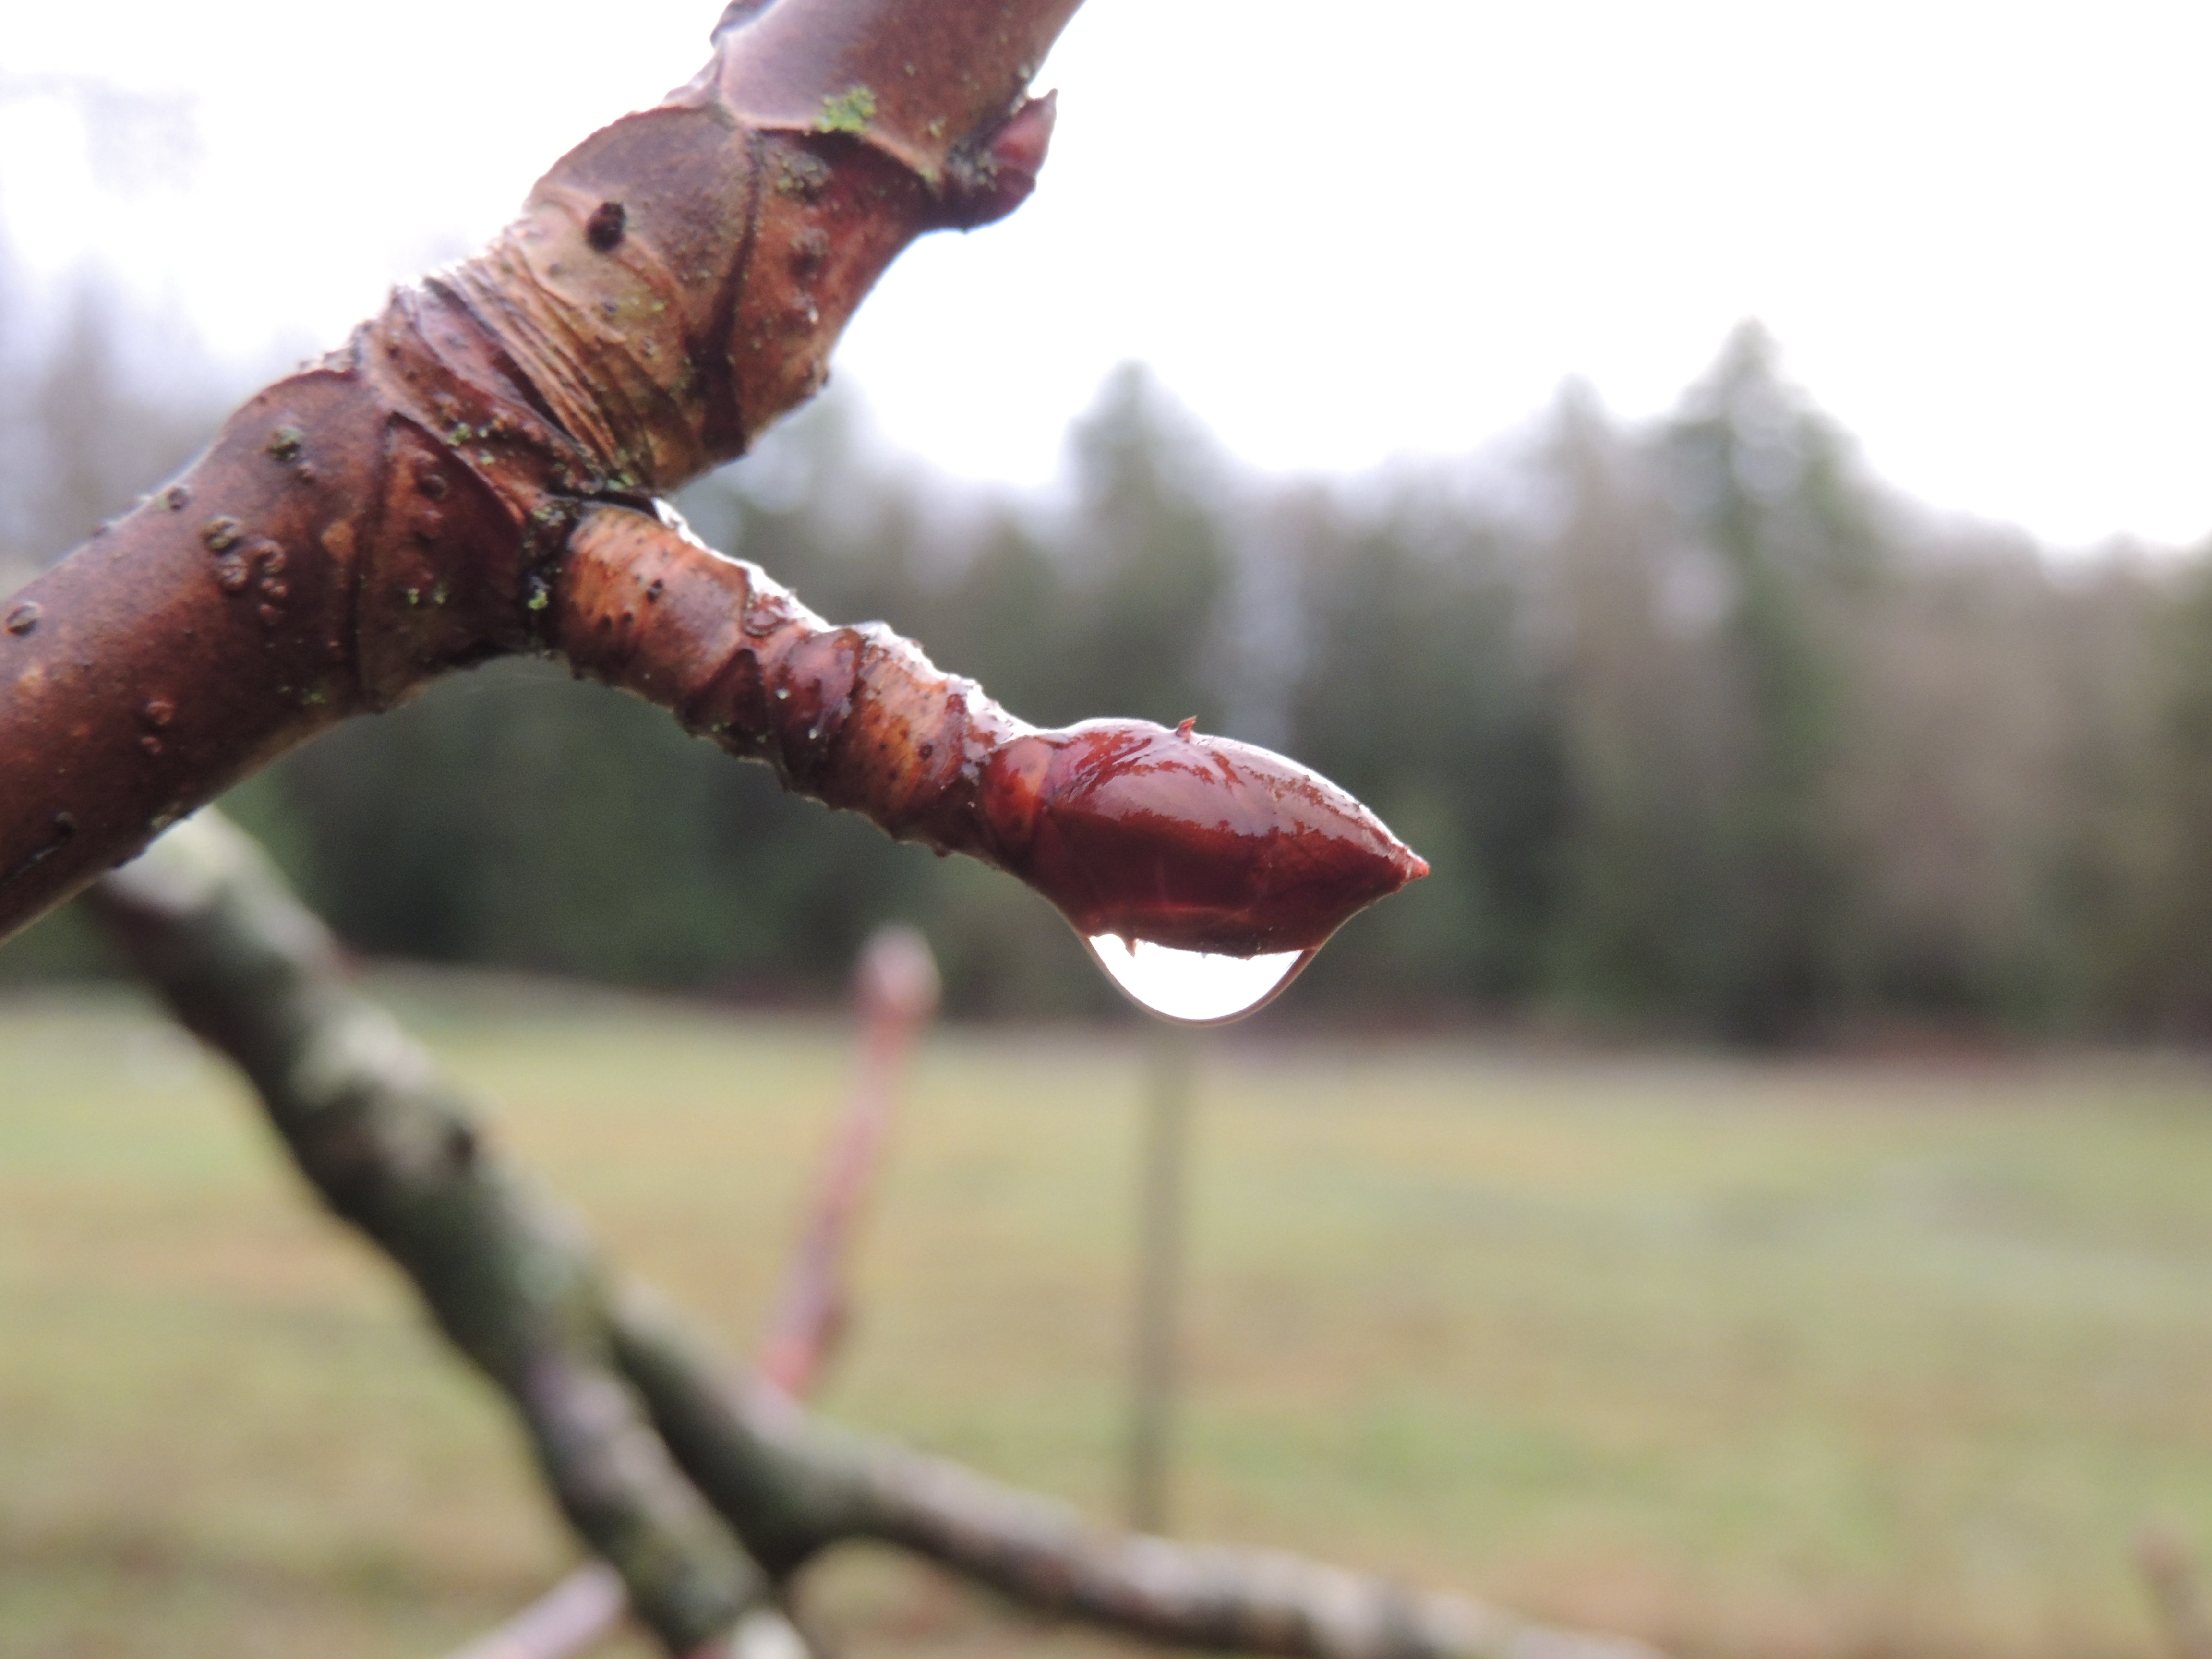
[8,260,2212,1038]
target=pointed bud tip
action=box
[991,720,1429,956]
[990,89,1058,178]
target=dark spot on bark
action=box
[141,699,175,728]
[4,602,39,637]
[139,735,164,757]
[0,812,77,887]
[161,484,190,511]
[202,517,244,554]
[266,425,306,462]
[586,200,626,253]
[789,227,830,276]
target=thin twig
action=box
[86,813,766,1655]
[442,1564,627,1659]
[755,924,939,1398]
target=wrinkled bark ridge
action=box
[2,0,1074,936]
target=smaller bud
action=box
[939,91,1057,231]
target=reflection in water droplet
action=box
[1084,935,1315,1026]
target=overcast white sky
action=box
[4,1,2208,549]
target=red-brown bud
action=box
[983,718,1428,956]
[941,92,1058,230]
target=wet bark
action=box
[1,0,1075,936]
[554,504,1424,955]
[2,0,1427,969]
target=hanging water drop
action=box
[1084,934,1315,1026]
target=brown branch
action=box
[1,0,1431,975]
[614,1299,1663,1659]
[1,0,1077,937]
[554,503,1426,955]
[89,811,1651,1659]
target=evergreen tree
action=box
[1654,325,1877,1040]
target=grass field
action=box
[6,982,2212,1659]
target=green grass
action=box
[6,983,2212,1659]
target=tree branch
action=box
[2,0,1429,980]
[454,921,938,1659]
[1,0,1076,937]
[612,1294,1658,1659]
[84,813,767,1653]
[554,503,1426,955]
[88,812,1652,1659]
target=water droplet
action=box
[1084,934,1314,1026]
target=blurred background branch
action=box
[453,922,938,1659]
[86,810,1655,1659]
